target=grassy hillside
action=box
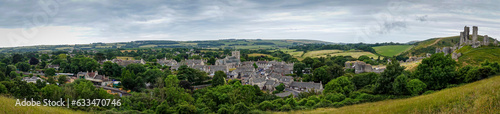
[403,35,494,57]
[0,96,87,114]
[457,46,500,66]
[280,75,500,114]
[373,45,413,57]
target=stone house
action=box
[289,81,323,92]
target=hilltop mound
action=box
[457,46,500,66]
[281,75,500,113]
[402,35,494,57]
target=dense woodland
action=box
[0,45,499,113]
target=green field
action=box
[0,96,87,114]
[248,53,272,57]
[302,50,343,57]
[457,46,500,66]
[280,75,500,114]
[138,45,158,48]
[373,45,413,57]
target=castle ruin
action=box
[437,26,497,59]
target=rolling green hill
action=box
[373,45,413,57]
[457,46,500,66]
[0,96,87,114]
[279,75,500,114]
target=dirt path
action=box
[427,38,442,47]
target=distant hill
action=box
[0,39,332,53]
[280,75,500,113]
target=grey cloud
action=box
[0,0,499,46]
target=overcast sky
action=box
[0,0,499,47]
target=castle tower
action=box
[464,26,470,40]
[484,35,489,46]
[460,32,464,45]
[232,51,240,60]
[472,26,478,43]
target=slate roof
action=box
[274,91,297,98]
[290,82,322,89]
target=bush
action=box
[325,93,346,102]
[305,100,316,107]
[406,79,427,96]
[463,66,493,83]
[348,91,362,98]
[285,98,297,108]
[280,104,293,111]
[233,102,249,114]
[298,99,308,106]
[355,93,384,102]
[313,99,333,108]
[308,96,320,103]
[0,83,7,94]
[340,98,359,105]
[392,74,409,95]
[423,90,435,95]
[414,53,456,90]
[258,101,274,111]
[332,102,344,108]
[351,72,379,89]
[324,76,355,95]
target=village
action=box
[19,50,326,97]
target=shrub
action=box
[298,99,308,106]
[392,74,409,95]
[457,65,473,83]
[348,91,362,98]
[351,72,379,89]
[325,93,346,102]
[305,100,316,107]
[324,76,355,95]
[340,98,359,105]
[406,79,427,96]
[332,102,344,108]
[414,53,456,90]
[313,99,333,108]
[465,68,479,82]
[258,101,274,111]
[308,96,320,103]
[233,102,249,114]
[285,98,297,108]
[355,93,384,102]
[423,90,435,95]
[280,104,293,111]
[0,83,7,94]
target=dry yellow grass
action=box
[0,96,88,114]
[324,51,378,59]
[248,53,272,57]
[278,75,500,114]
[116,56,135,60]
[120,50,137,53]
